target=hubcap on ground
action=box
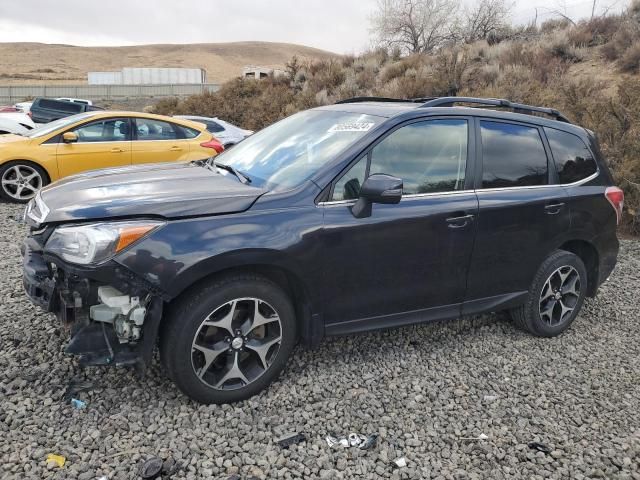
[539,265,581,326]
[190,297,282,390]
[1,165,42,201]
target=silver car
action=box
[175,115,253,147]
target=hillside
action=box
[152,12,640,233]
[0,41,337,84]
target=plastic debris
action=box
[326,433,378,450]
[393,457,407,468]
[63,377,94,402]
[460,433,489,441]
[70,398,87,409]
[139,457,163,479]
[276,432,307,449]
[46,453,66,468]
[483,395,498,402]
[528,442,552,454]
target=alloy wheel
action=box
[190,297,283,390]
[1,165,42,201]
[538,265,581,326]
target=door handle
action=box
[544,202,565,215]
[446,214,474,229]
[110,148,124,153]
[170,146,182,151]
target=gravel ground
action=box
[1,200,639,480]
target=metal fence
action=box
[0,83,220,103]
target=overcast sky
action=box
[0,0,630,53]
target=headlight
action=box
[45,220,164,265]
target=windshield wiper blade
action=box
[212,160,252,185]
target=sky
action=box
[0,0,630,54]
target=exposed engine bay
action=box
[22,227,164,371]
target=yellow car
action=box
[0,111,224,202]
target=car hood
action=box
[38,161,266,223]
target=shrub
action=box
[618,43,640,73]
[568,16,621,47]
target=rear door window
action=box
[135,118,180,140]
[480,121,548,188]
[544,128,597,184]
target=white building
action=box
[242,65,285,80]
[88,68,207,85]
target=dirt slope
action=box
[0,41,337,84]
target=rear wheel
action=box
[510,250,587,337]
[0,162,47,203]
[161,274,297,404]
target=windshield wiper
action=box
[211,160,252,185]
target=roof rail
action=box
[420,97,571,123]
[335,96,435,105]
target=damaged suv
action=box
[23,97,622,404]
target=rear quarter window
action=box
[544,128,598,184]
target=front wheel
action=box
[0,162,47,203]
[161,274,297,404]
[510,250,588,337]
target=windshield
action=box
[214,110,384,190]
[26,113,95,138]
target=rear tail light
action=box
[200,139,225,154]
[27,111,32,119]
[605,186,624,225]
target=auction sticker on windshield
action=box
[329,122,375,133]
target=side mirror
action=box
[62,132,78,143]
[351,173,403,219]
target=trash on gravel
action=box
[326,432,378,450]
[139,457,163,479]
[46,453,66,468]
[460,433,489,441]
[528,442,552,454]
[276,432,307,448]
[393,457,407,468]
[70,398,87,409]
[483,395,499,402]
[62,377,94,401]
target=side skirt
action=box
[324,291,528,337]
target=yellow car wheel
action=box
[0,161,48,203]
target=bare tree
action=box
[370,0,459,54]
[461,0,513,42]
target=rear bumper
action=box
[593,232,619,294]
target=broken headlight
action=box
[45,220,164,265]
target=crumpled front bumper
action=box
[22,240,58,312]
[21,234,164,371]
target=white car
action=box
[0,111,35,129]
[175,115,253,147]
[0,117,30,135]
[14,102,33,113]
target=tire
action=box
[0,161,48,203]
[510,250,588,337]
[160,274,297,404]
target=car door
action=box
[56,117,132,177]
[463,119,570,310]
[131,118,192,165]
[321,117,479,333]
